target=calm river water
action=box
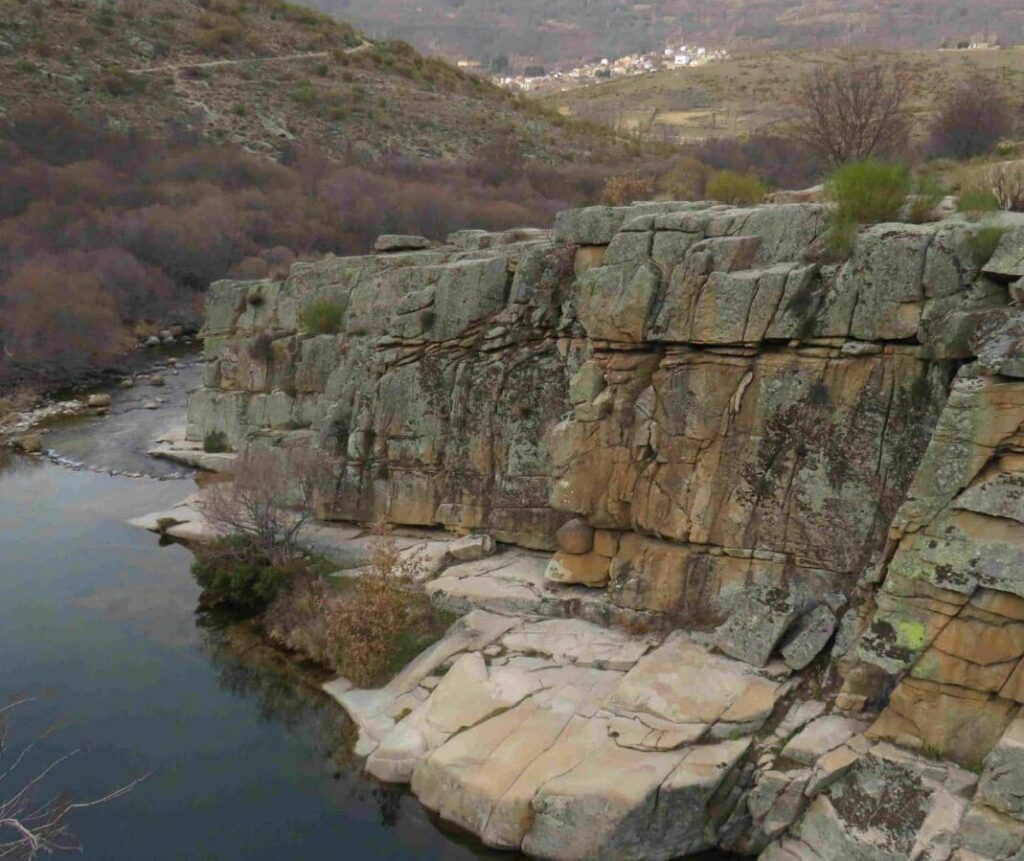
[0,358,738,860]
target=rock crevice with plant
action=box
[175,193,1024,860]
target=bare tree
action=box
[929,75,1013,159]
[199,448,324,566]
[1,698,145,859]
[787,60,914,166]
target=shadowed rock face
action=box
[188,202,1024,860]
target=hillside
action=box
[0,0,638,162]
[545,48,1024,144]
[305,0,1024,68]
[0,0,671,393]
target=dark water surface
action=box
[0,364,739,860]
[0,454,510,861]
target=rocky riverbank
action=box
[2,350,205,479]
[174,200,1024,860]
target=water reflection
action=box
[0,447,44,475]
[198,620,521,857]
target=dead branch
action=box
[0,702,146,859]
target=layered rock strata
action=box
[186,202,1024,859]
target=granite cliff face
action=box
[187,201,1024,861]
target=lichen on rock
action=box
[182,200,1024,860]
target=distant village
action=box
[453,29,1008,94]
[939,31,1003,51]
[459,42,730,93]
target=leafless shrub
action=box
[787,61,913,166]
[961,162,1024,213]
[985,162,1024,212]
[0,698,145,859]
[199,448,323,567]
[929,75,1013,160]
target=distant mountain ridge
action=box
[306,0,1024,67]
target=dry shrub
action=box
[983,162,1024,213]
[602,173,653,205]
[323,529,428,687]
[958,162,1024,213]
[0,257,125,382]
[199,448,323,566]
[265,526,454,687]
[265,574,331,662]
[683,134,822,192]
[0,104,650,389]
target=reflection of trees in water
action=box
[198,622,733,861]
[0,450,45,477]
[198,622,412,829]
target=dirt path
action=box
[129,40,372,75]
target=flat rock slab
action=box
[606,632,789,736]
[425,549,634,625]
[148,444,239,474]
[522,736,751,861]
[335,620,785,860]
[500,618,657,671]
[781,716,867,766]
[328,609,519,751]
[375,234,431,252]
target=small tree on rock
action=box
[787,60,913,166]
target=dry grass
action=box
[544,48,1024,146]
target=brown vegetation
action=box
[265,529,455,687]
[961,161,1024,213]
[787,60,914,165]
[602,174,654,205]
[0,105,618,390]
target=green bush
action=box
[192,537,292,614]
[289,80,319,106]
[705,170,766,206]
[827,159,910,224]
[907,174,945,224]
[302,299,343,334]
[826,214,861,259]
[959,188,1001,216]
[203,430,230,453]
[965,226,1007,266]
[194,23,243,53]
